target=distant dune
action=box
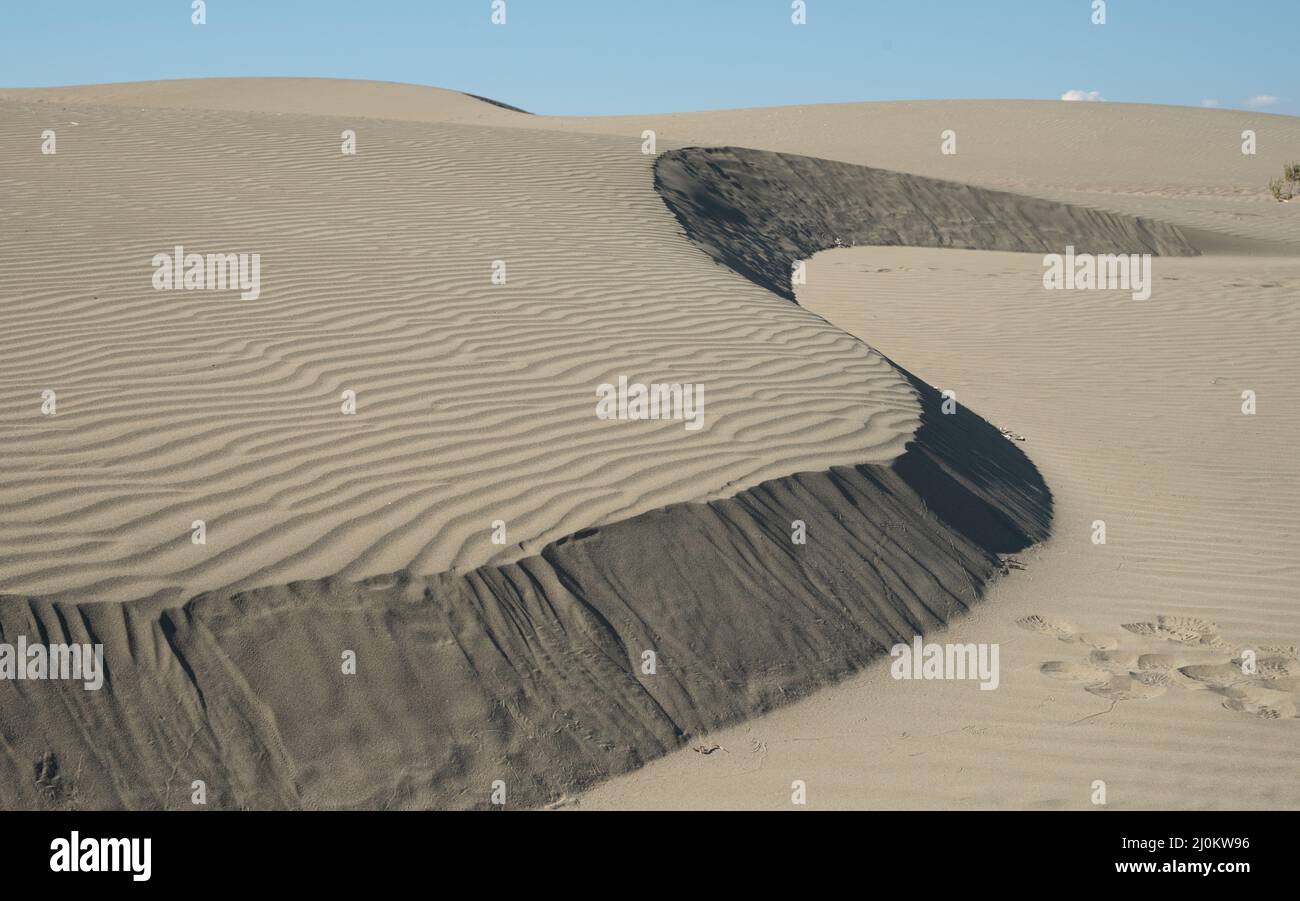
[0,77,529,126]
[1,79,1297,810]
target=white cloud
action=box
[1061,89,1105,102]
[1200,99,1219,108]
[1246,95,1279,108]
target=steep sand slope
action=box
[656,146,1196,301]
[544,100,1300,250]
[1,384,1048,809]
[577,245,1300,810]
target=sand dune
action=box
[2,78,1297,810]
[0,95,916,605]
[0,77,531,125]
[544,99,1300,250]
[577,244,1300,809]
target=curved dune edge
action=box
[0,372,1048,809]
[655,146,1199,301]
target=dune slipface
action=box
[3,81,1215,810]
[1,372,1049,809]
[654,146,1199,301]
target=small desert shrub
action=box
[1268,163,1299,201]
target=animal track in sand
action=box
[1021,612,1300,721]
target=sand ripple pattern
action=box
[0,101,918,603]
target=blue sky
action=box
[0,0,1294,116]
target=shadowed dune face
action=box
[539,100,1300,251]
[0,368,1049,810]
[655,146,1199,301]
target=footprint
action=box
[1075,632,1120,650]
[1216,686,1297,719]
[1027,611,1297,721]
[1130,670,1173,689]
[1017,615,1077,639]
[1089,650,1139,669]
[1245,656,1300,680]
[1223,699,1296,719]
[1086,675,1166,701]
[1040,661,1110,684]
[1193,634,1235,650]
[1258,645,1300,661]
[1136,653,1186,671]
[1122,622,1206,644]
[1178,663,1248,688]
[1156,615,1219,636]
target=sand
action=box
[0,91,916,605]
[576,247,1300,809]
[1,78,1297,810]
